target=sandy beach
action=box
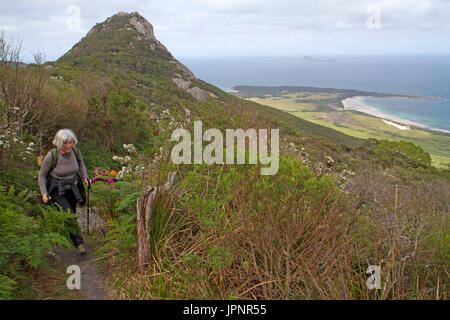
[382,119,409,130]
[341,96,450,133]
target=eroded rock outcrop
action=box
[172,77,214,101]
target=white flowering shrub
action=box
[336,168,356,190]
[112,155,132,164]
[112,143,147,180]
[326,156,335,166]
[123,144,137,154]
[281,144,355,190]
[0,129,35,170]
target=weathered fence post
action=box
[136,172,177,271]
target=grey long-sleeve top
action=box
[38,148,88,195]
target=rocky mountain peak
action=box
[126,12,155,41]
[87,11,156,41]
[59,11,218,101]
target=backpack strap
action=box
[73,145,81,163]
[50,148,58,171]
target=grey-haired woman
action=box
[38,129,89,254]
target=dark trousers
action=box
[50,188,84,248]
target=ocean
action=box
[180,55,450,132]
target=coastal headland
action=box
[232,86,450,168]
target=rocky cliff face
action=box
[127,13,155,40]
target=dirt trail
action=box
[51,209,117,300]
[55,240,116,300]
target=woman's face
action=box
[61,140,74,154]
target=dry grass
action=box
[100,161,449,300]
[344,164,449,299]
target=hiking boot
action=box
[77,244,86,255]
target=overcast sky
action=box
[1,0,450,62]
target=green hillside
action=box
[0,12,448,300]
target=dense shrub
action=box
[0,186,73,299]
[365,139,432,169]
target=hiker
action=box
[90,167,118,185]
[38,129,89,254]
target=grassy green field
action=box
[247,93,450,168]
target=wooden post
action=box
[136,186,153,270]
[136,172,177,271]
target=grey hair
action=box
[52,129,78,149]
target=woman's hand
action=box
[42,193,51,203]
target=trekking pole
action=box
[86,180,91,235]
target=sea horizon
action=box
[180,55,450,133]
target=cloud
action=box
[1,0,449,61]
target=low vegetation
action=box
[0,20,448,300]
